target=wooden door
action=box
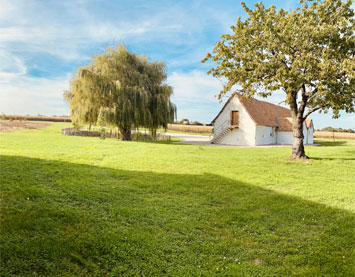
[231,111,239,126]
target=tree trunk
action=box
[291,116,307,159]
[119,127,132,141]
[151,129,157,140]
[288,89,308,160]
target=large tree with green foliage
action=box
[65,45,176,140]
[203,0,355,158]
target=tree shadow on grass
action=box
[1,155,354,276]
[310,156,355,161]
[313,140,349,147]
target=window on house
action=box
[230,111,239,126]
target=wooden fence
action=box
[62,128,171,141]
[314,131,355,140]
[61,128,118,138]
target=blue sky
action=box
[0,0,354,129]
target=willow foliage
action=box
[65,45,176,140]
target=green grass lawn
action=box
[1,122,354,276]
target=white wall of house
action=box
[307,127,313,144]
[303,125,314,145]
[276,123,313,145]
[303,124,308,144]
[213,96,314,146]
[255,125,277,145]
[214,97,256,146]
[276,131,293,145]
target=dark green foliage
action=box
[190,121,203,125]
[203,0,355,158]
[174,118,190,125]
[320,126,355,133]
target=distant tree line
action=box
[318,127,355,133]
[173,119,212,126]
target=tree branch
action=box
[289,90,299,118]
[280,59,290,71]
[311,88,318,95]
[270,49,290,71]
[303,104,327,119]
[298,84,308,120]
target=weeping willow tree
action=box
[64,45,176,140]
[143,61,176,139]
[64,65,103,129]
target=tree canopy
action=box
[65,45,176,140]
[203,0,355,158]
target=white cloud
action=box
[168,70,225,122]
[0,50,27,79]
[168,70,222,103]
[0,0,237,63]
[0,2,189,62]
[0,75,70,116]
[0,0,15,19]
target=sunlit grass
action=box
[1,122,354,276]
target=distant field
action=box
[0,122,354,276]
[314,131,355,140]
[167,123,213,134]
[1,116,213,134]
[2,115,71,122]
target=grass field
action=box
[1,122,354,276]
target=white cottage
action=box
[211,93,314,146]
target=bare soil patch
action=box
[251,259,264,265]
[0,120,51,132]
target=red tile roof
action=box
[276,117,293,131]
[211,93,313,131]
